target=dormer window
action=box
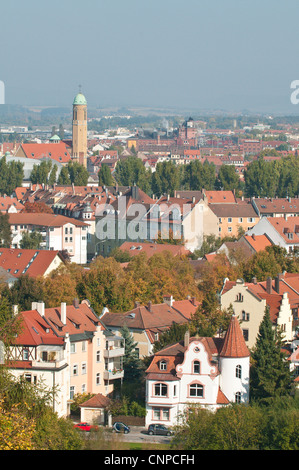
[159,360,167,371]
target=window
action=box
[242,329,249,342]
[174,385,177,397]
[236,293,243,302]
[96,351,101,362]
[96,373,101,385]
[70,343,76,353]
[242,310,250,321]
[189,383,204,397]
[82,363,87,375]
[193,361,200,374]
[228,227,232,232]
[23,348,29,360]
[159,360,167,371]
[154,383,167,397]
[235,392,241,403]
[153,407,170,421]
[82,341,86,352]
[70,386,75,400]
[236,364,242,379]
[228,217,232,223]
[73,364,78,376]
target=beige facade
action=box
[72,96,88,167]
[221,279,293,349]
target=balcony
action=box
[104,368,124,381]
[104,346,125,359]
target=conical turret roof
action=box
[220,315,250,358]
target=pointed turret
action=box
[220,314,250,358]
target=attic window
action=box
[159,360,167,371]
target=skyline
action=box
[1,0,299,114]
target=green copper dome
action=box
[73,93,87,106]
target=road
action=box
[110,426,172,445]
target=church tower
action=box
[72,90,87,167]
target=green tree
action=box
[250,309,293,404]
[0,157,24,195]
[0,213,12,248]
[98,163,114,186]
[151,160,180,196]
[120,324,143,382]
[1,275,44,311]
[57,166,71,185]
[217,164,240,193]
[153,321,189,353]
[66,161,89,186]
[114,156,151,194]
[20,230,43,249]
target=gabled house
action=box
[220,273,299,349]
[247,216,299,253]
[0,247,64,279]
[100,295,200,358]
[145,315,250,427]
[4,299,125,417]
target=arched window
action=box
[154,383,167,397]
[193,360,200,374]
[236,364,242,379]
[235,392,241,403]
[189,383,204,397]
[159,360,167,371]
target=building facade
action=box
[145,315,250,428]
[72,92,88,167]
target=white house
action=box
[9,212,89,264]
[145,315,250,428]
[247,216,299,253]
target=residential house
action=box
[209,200,259,238]
[145,315,250,427]
[4,299,125,417]
[0,196,24,213]
[100,295,200,358]
[9,213,89,264]
[0,247,65,278]
[220,273,298,349]
[15,142,71,164]
[247,216,299,253]
[251,197,299,218]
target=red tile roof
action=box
[0,196,24,212]
[243,234,272,252]
[119,242,191,258]
[0,248,63,278]
[12,309,64,346]
[220,315,250,358]
[19,142,71,163]
[9,212,88,227]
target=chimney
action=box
[73,298,79,308]
[275,273,282,294]
[191,297,196,306]
[148,301,152,312]
[163,295,173,307]
[36,301,45,317]
[134,301,140,308]
[252,277,257,284]
[266,277,272,294]
[61,302,67,324]
[184,330,190,348]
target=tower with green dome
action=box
[72,88,88,167]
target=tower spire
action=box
[220,315,250,358]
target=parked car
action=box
[112,422,130,434]
[147,424,173,436]
[73,422,99,432]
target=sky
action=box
[1,0,299,114]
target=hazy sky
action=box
[1,0,299,113]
